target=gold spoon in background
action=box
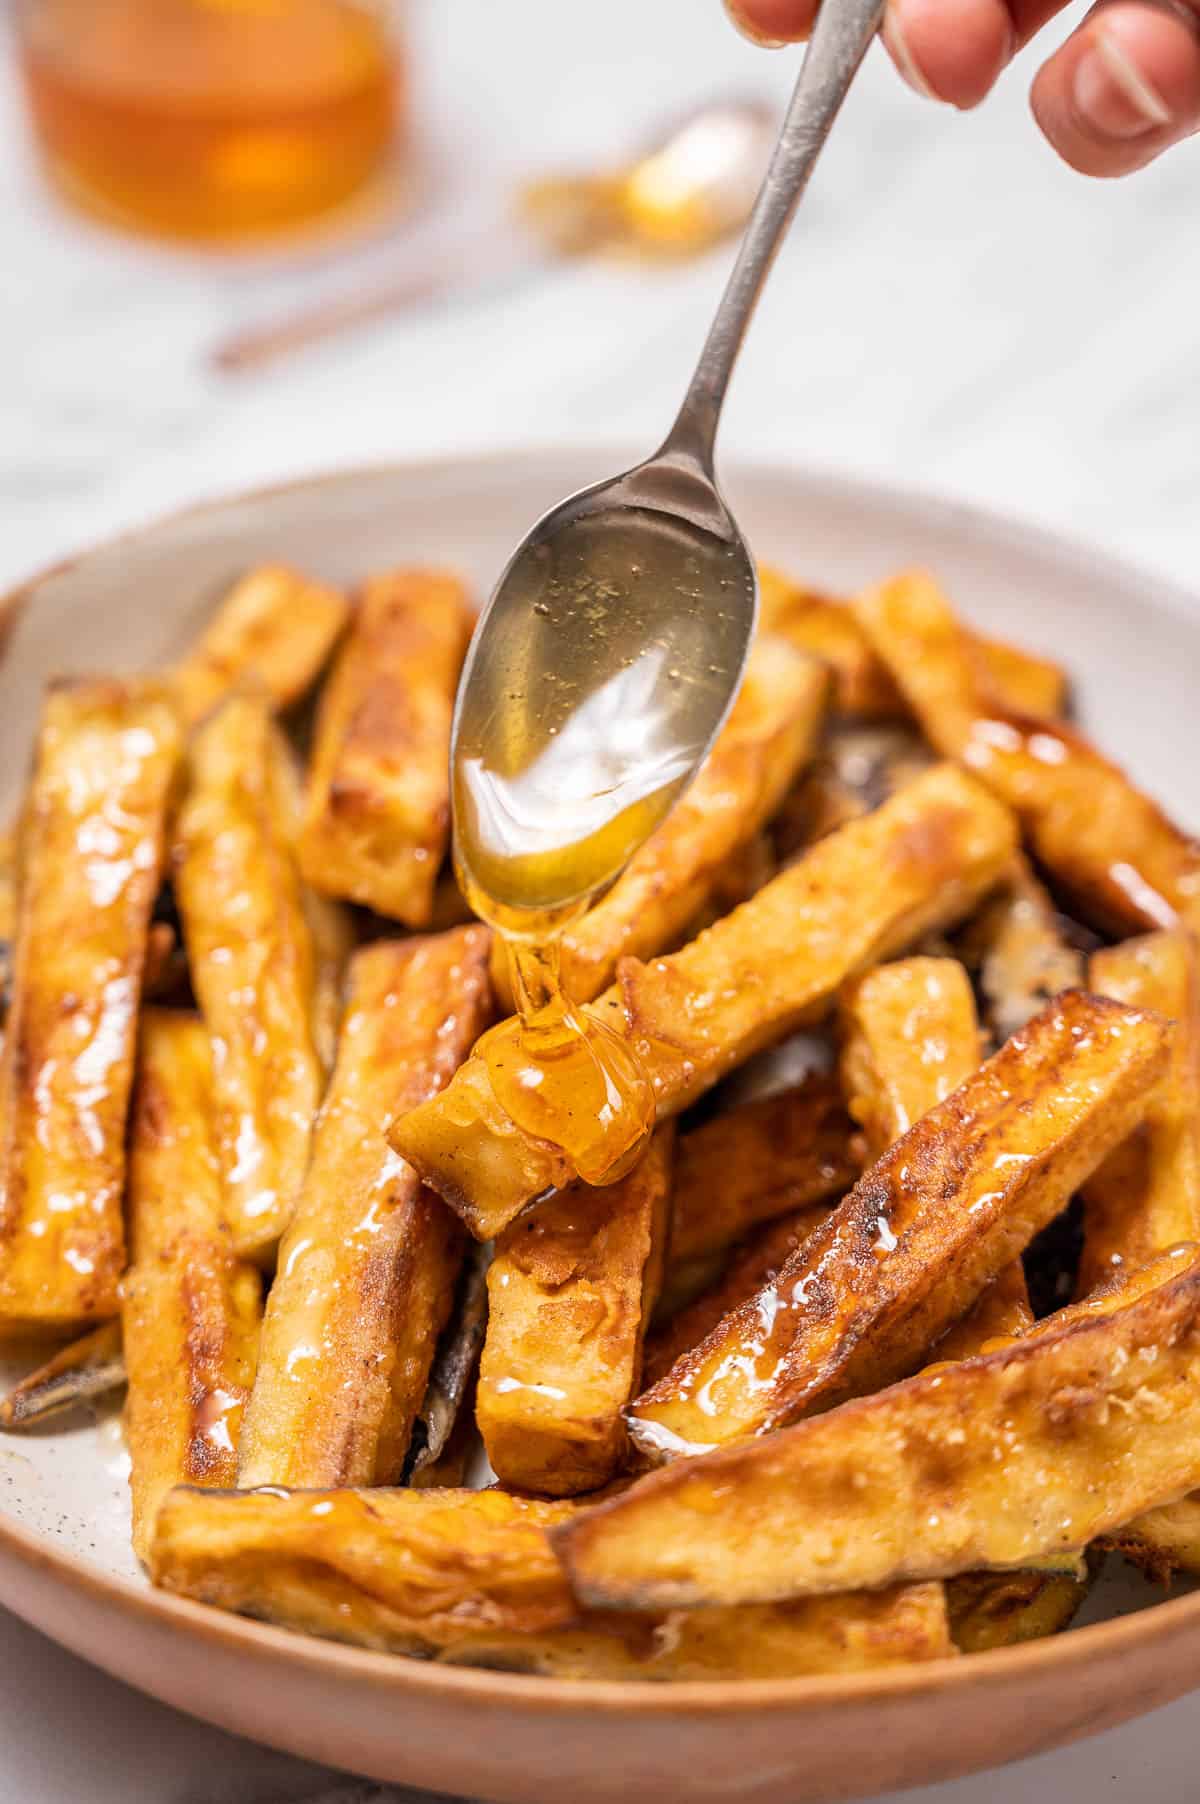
[212,96,776,374]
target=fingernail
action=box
[884,8,943,101]
[1072,27,1172,136]
[722,0,788,47]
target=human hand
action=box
[725,0,1200,175]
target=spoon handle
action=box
[665,0,885,467]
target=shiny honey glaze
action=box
[17,0,399,241]
[454,507,751,1186]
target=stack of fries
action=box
[5,553,1200,1683]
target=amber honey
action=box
[16,0,402,243]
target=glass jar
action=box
[14,0,408,244]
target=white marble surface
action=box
[2,3,1200,1801]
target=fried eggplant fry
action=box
[558,1245,1200,1609]
[0,826,15,944]
[1078,927,1200,1296]
[0,1320,124,1428]
[838,956,981,1157]
[391,763,1018,1238]
[669,1074,858,1267]
[123,1012,262,1561]
[643,1206,829,1388]
[956,855,1084,1043]
[150,1482,952,1676]
[759,566,1066,721]
[174,694,324,1261]
[492,639,828,1008]
[298,568,473,927]
[237,930,491,1490]
[932,1259,1034,1364]
[772,723,933,858]
[408,1240,490,1478]
[626,992,1167,1457]
[853,571,1200,936]
[171,564,349,727]
[0,681,182,1329]
[944,1563,1095,1655]
[478,1128,675,1497]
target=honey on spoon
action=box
[453,0,884,1186]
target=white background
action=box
[1,1,1199,1799]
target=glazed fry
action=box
[643,1206,829,1388]
[123,1012,262,1561]
[150,1483,951,1677]
[171,563,348,727]
[558,1245,1200,1609]
[759,566,1066,721]
[838,957,981,1157]
[0,1320,124,1428]
[174,694,324,1260]
[944,1564,1094,1655]
[478,1127,674,1497]
[956,855,1084,1043]
[627,992,1167,1457]
[237,930,491,1490]
[853,571,1200,936]
[0,681,181,1328]
[1078,928,1200,1296]
[932,1260,1033,1365]
[493,638,829,1007]
[669,1074,858,1267]
[773,723,932,857]
[298,568,473,927]
[391,763,1018,1238]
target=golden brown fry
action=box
[838,957,981,1157]
[0,681,181,1329]
[0,827,15,944]
[944,1565,1093,1655]
[237,930,491,1490]
[957,855,1084,1043]
[644,1206,829,1389]
[150,1482,951,1677]
[174,695,324,1261]
[170,564,349,727]
[669,1075,857,1267]
[392,764,1018,1238]
[759,565,1066,721]
[492,639,827,1008]
[558,1245,1200,1609]
[853,571,1200,936]
[478,1128,674,1497]
[627,992,1167,1457]
[1079,928,1200,1296]
[772,724,933,857]
[123,1012,262,1562]
[0,1320,124,1428]
[442,1584,952,1679]
[298,569,473,927]
[932,1259,1034,1364]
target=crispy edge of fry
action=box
[1079,928,1200,1296]
[390,763,1019,1239]
[838,956,981,1158]
[170,564,349,727]
[149,1482,952,1676]
[237,929,491,1490]
[758,565,1066,721]
[668,1075,857,1267]
[477,1127,675,1497]
[0,680,182,1329]
[626,992,1168,1456]
[643,1205,830,1389]
[174,694,324,1262]
[491,639,828,1008]
[0,1320,124,1428]
[298,568,472,926]
[557,1245,1200,1610]
[122,1010,263,1562]
[852,570,1200,937]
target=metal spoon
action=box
[453,0,884,925]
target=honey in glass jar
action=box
[15,0,405,243]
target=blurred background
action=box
[2,0,1200,596]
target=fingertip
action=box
[724,0,816,44]
[885,0,1015,107]
[1032,3,1200,176]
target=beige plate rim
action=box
[2,447,1199,1720]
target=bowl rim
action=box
[3,446,1199,1717]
